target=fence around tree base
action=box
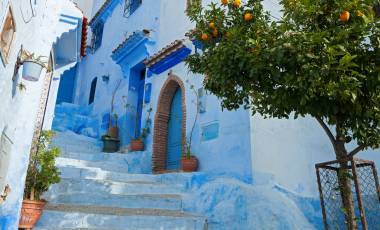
[316,158,380,230]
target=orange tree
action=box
[186,0,380,228]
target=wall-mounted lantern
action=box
[14,46,49,82]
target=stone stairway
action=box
[53,103,99,138]
[34,132,207,230]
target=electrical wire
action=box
[20,0,36,24]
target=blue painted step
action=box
[56,157,130,174]
[35,131,208,229]
[59,166,157,183]
[35,204,207,230]
[42,193,182,210]
[45,178,185,195]
[57,149,152,174]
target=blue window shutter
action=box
[94,22,104,51]
[124,0,131,16]
[130,0,142,15]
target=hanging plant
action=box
[21,52,49,82]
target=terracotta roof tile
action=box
[144,40,186,67]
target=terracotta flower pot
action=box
[130,139,144,152]
[19,199,46,229]
[181,156,199,172]
[107,126,119,138]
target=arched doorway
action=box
[153,75,186,173]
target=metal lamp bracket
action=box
[0,184,11,205]
[12,45,49,81]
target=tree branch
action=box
[315,117,336,147]
[347,144,367,158]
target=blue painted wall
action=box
[71,0,253,181]
[56,64,77,104]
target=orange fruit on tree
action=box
[221,0,229,5]
[201,33,209,41]
[212,29,219,37]
[340,11,350,22]
[233,0,241,7]
[209,22,216,29]
[244,13,253,21]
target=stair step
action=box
[43,193,183,210]
[58,150,152,174]
[54,143,101,153]
[52,131,102,147]
[56,157,129,173]
[35,204,206,230]
[60,151,128,162]
[59,166,158,183]
[45,178,185,196]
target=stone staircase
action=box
[34,132,207,230]
[52,103,99,138]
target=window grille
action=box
[124,0,142,17]
[91,21,104,52]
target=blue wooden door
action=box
[166,88,183,170]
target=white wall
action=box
[0,1,82,228]
[72,0,94,18]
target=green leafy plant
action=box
[186,0,380,227]
[113,113,119,127]
[108,79,122,133]
[139,107,153,141]
[18,82,26,91]
[22,51,49,69]
[24,131,60,201]
[185,81,200,160]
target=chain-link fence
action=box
[316,158,380,229]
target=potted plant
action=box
[22,53,48,82]
[130,107,153,152]
[101,134,120,153]
[181,83,199,172]
[107,113,119,138]
[107,80,122,138]
[19,131,60,229]
[101,80,122,152]
[182,144,199,172]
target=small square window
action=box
[91,21,104,52]
[124,0,142,17]
[0,6,16,64]
[187,0,201,10]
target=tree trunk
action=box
[335,138,357,230]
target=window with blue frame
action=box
[89,77,97,104]
[124,0,142,17]
[91,21,104,52]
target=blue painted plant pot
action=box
[22,60,44,82]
